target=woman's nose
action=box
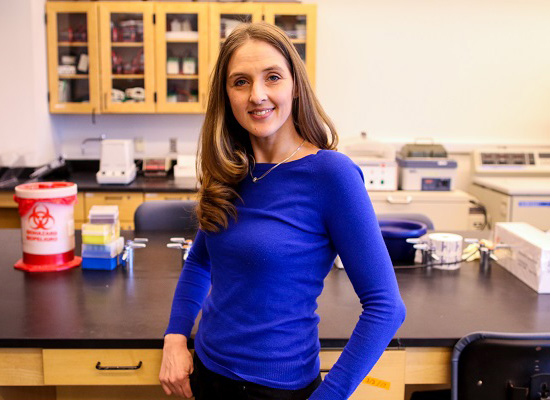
[249,82,267,105]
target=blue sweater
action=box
[165,150,406,399]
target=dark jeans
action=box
[190,352,322,400]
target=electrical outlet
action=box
[134,137,145,153]
[169,137,178,153]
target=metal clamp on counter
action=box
[463,238,510,272]
[121,238,148,269]
[167,237,193,263]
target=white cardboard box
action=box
[494,222,550,294]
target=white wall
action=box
[310,0,550,146]
[0,0,57,167]
[1,0,549,166]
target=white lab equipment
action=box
[96,140,137,185]
[397,141,457,191]
[340,133,398,191]
[369,190,472,230]
[469,147,550,231]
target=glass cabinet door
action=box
[99,3,155,113]
[263,4,317,87]
[209,4,263,75]
[155,3,208,113]
[46,2,99,114]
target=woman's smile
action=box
[248,107,275,119]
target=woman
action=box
[160,22,406,400]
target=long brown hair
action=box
[197,22,338,232]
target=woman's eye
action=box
[234,79,247,87]
[267,75,281,82]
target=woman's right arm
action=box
[160,230,212,397]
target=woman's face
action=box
[225,39,296,142]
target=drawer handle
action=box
[386,195,412,204]
[104,196,124,201]
[95,361,143,370]
[320,369,330,373]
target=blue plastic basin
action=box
[378,219,428,265]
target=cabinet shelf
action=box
[167,74,199,80]
[291,39,307,44]
[111,42,144,48]
[58,41,88,47]
[112,74,145,79]
[166,39,199,44]
[59,74,89,79]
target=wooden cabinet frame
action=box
[99,2,156,113]
[46,2,100,114]
[263,3,317,87]
[46,2,317,114]
[155,3,209,113]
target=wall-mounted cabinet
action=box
[264,3,317,86]
[46,2,317,115]
[155,3,209,113]
[208,3,263,74]
[99,2,156,113]
[46,2,100,113]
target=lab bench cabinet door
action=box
[46,2,100,114]
[319,350,406,399]
[43,349,162,385]
[144,192,199,202]
[263,4,317,87]
[155,3,209,114]
[99,2,155,113]
[208,3,263,74]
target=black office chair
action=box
[134,200,198,233]
[376,213,435,230]
[451,332,550,400]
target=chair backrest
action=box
[451,332,550,400]
[376,213,435,230]
[134,200,198,233]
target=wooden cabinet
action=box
[263,3,317,87]
[144,192,198,202]
[155,3,209,113]
[0,348,418,399]
[0,349,44,386]
[46,2,100,114]
[1,190,199,230]
[99,2,156,113]
[46,2,317,114]
[208,3,263,74]
[320,350,406,400]
[43,349,162,385]
[0,191,19,229]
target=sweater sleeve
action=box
[309,155,407,400]
[165,229,212,338]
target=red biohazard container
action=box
[13,182,81,272]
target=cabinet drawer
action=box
[0,348,44,385]
[320,350,406,400]
[0,191,16,208]
[144,192,198,202]
[43,349,162,385]
[74,192,85,222]
[84,192,144,222]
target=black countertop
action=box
[0,160,196,193]
[1,229,549,349]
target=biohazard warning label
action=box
[362,376,391,390]
[26,204,58,242]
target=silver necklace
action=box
[250,139,306,183]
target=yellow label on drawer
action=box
[362,376,391,390]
